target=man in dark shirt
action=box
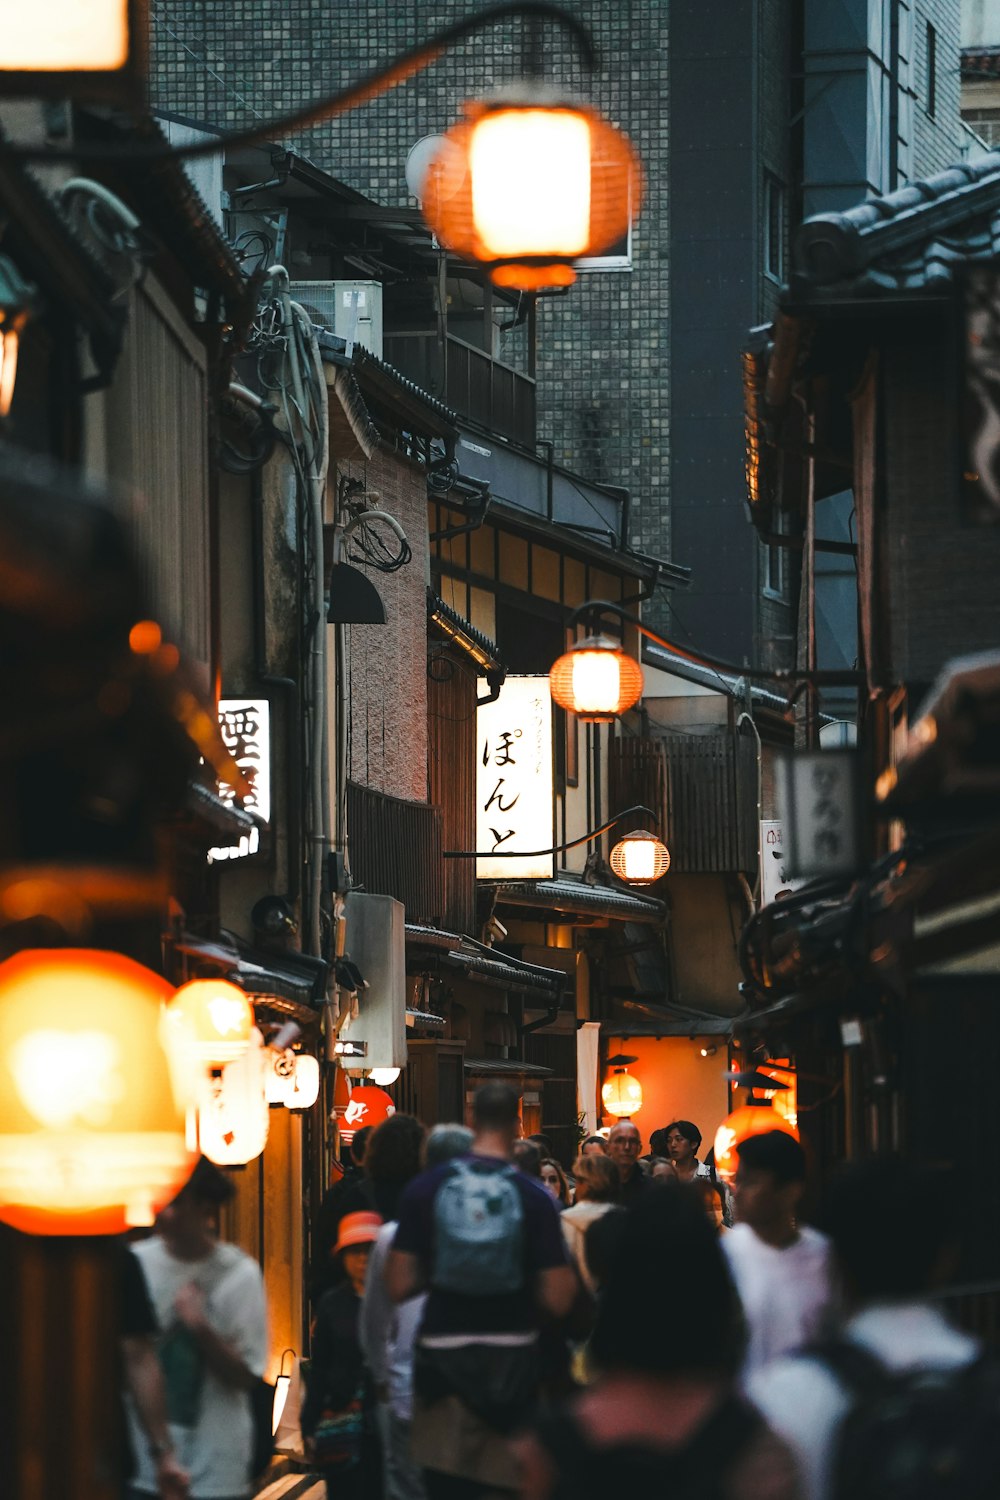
[607,1121,652,1206]
[387,1084,575,1500]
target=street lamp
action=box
[609,829,670,885]
[551,599,865,721]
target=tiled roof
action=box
[962,47,1000,79]
[486,878,665,924]
[791,151,1000,300]
[427,589,504,674]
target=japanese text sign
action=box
[209,698,270,863]
[775,749,864,881]
[476,676,554,880]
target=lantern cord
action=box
[0,3,598,165]
[443,803,655,858]
[566,599,864,690]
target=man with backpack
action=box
[747,1157,987,1500]
[386,1084,576,1500]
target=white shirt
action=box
[748,1301,980,1500]
[360,1221,426,1422]
[723,1222,836,1380]
[127,1237,268,1498]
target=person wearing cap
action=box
[301,1210,383,1498]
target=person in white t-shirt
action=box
[127,1158,268,1500]
[723,1130,836,1382]
[746,1157,977,1500]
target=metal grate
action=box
[659,731,758,873]
[347,782,443,926]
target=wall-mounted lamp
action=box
[272,1349,296,1435]
[700,1044,717,1058]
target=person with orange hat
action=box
[301,1210,383,1499]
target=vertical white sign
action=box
[476,676,554,880]
[209,698,270,862]
[760,819,805,907]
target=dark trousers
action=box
[422,1471,514,1500]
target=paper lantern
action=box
[601,1062,642,1119]
[0,948,196,1234]
[198,1028,269,1167]
[713,1105,799,1180]
[339,1084,395,1144]
[369,1067,401,1087]
[549,635,643,721]
[286,1054,320,1112]
[422,92,640,292]
[165,977,254,1068]
[266,1047,296,1106]
[609,829,670,885]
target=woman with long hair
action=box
[516,1186,800,1500]
[559,1154,619,1296]
[540,1158,572,1209]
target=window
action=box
[764,541,784,599]
[926,22,936,119]
[764,175,785,283]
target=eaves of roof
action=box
[428,588,505,675]
[484,497,687,586]
[485,878,665,924]
[962,47,1000,79]
[405,923,566,996]
[642,640,796,716]
[352,346,459,438]
[463,1057,554,1078]
[791,151,1000,303]
[0,126,118,340]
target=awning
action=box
[172,933,326,1019]
[463,1057,553,1079]
[406,924,567,999]
[608,1001,742,1037]
[485,878,665,924]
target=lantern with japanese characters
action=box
[164,977,254,1070]
[198,1028,270,1167]
[339,1084,395,1145]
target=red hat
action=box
[334,1210,382,1255]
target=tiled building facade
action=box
[150,3,673,564]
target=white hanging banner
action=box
[576,1021,601,1135]
[476,675,554,880]
[209,698,270,863]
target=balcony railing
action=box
[383,332,536,449]
[347,782,443,927]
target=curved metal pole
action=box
[443,802,655,858]
[1,3,597,164]
[567,599,862,687]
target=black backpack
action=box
[814,1340,1000,1500]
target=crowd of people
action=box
[120,1086,988,1500]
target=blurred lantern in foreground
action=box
[165,977,254,1069]
[340,1084,395,1145]
[713,1105,799,1180]
[0,0,148,106]
[198,1028,269,1167]
[549,635,643,721]
[610,829,670,885]
[0,948,196,1234]
[601,1055,642,1119]
[0,254,36,418]
[421,90,640,292]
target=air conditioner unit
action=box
[337,892,407,1069]
[288,279,383,358]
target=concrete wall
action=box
[963,0,1000,45]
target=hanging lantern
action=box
[549,635,643,721]
[369,1067,401,1087]
[198,1028,269,1167]
[286,1054,320,1113]
[421,89,640,293]
[0,948,197,1234]
[165,977,254,1069]
[610,829,670,885]
[266,1047,296,1107]
[339,1084,395,1145]
[713,1105,799,1181]
[601,1054,642,1119]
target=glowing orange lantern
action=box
[165,977,254,1068]
[610,829,670,885]
[549,635,644,721]
[601,1056,642,1119]
[198,1028,269,1167]
[340,1084,395,1144]
[422,91,640,293]
[0,948,196,1234]
[713,1105,799,1180]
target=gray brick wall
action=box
[150,2,672,564]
